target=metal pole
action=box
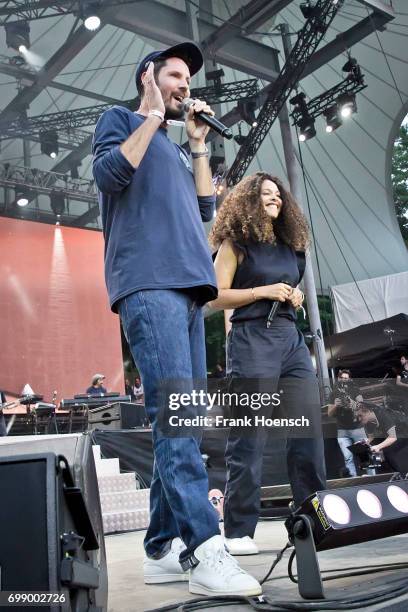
[277,22,330,401]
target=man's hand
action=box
[370,444,382,453]
[186,99,214,144]
[141,62,165,116]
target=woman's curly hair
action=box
[209,172,310,251]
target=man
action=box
[86,374,107,395]
[397,357,408,388]
[328,369,365,477]
[92,42,260,596]
[133,376,144,404]
[357,403,408,473]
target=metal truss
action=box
[0,0,134,25]
[0,78,258,142]
[226,0,345,186]
[0,163,97,203]
[291,78,367,123]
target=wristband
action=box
[251,287,258,301]
[149,109,165,122]
[191,146,209,159]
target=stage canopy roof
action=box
[0,0,407,291]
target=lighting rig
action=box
[290,56,366,141]
[226,0,345,186]
[0,79,259,149]
[286,478,408,599]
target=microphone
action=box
[183,98,233,139]
[266,280,293,329]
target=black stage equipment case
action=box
[0,434,107,612]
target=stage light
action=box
[17,195,28,207]
[40,129,59,158]
[50,192,65,217]
[323,104,342,133]
[234,122,247,146]
[322,493,351,525]
[290,91,308,115]
[387,484,408,513]
[357,489,383,519]
[298,115,316,142]
[237,99,258,128]
[338,93,357,118]
[286,480,408,599]
[5,21,30,52]
[15,187,33,207]
[300,2,315,19]
[81,1,101,31]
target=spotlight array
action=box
[290,56,365,142]
[286,480,408,599]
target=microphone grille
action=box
[183,97,194,111]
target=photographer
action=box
[328,369,365,477]
[357,403,408,473]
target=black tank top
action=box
[230,240,305,324]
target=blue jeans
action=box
[118,289,220,563]
[337,427,366,477]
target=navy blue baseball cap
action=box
[135,42,203,90]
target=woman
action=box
[209,172,326,556]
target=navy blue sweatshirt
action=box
[92,106,217,312]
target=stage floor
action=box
[105,519,408,612]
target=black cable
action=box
[295,153,376,323]
[260,541,293,584]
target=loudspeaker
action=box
[88,402,145,430]
[0,434,107,611]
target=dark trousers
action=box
[224,319,327,539]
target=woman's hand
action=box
[258,283,293,302]
[288,287,304,309]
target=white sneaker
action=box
[189,535,262,596]
[144,538,189,584]
[224,536,259,556]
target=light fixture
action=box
[237,99,258,128]
[234,122,247,146]
[323,104,342,133]
[50,191,65,217]
[5,21,30,52]
[81,1,101,31]
[14,187,33,207]
[40,129,59,158]
[298,115,316,142]
[338,93,357,118]
[300,2,315,19]
[286,481,408,599]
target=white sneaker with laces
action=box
[189,535,262,596]
[224,536,259,556]
[144,538,188,584]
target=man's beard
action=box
[164,104,185,121]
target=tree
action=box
[391,122,408,246]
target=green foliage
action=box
[204,310,226,373]
[391,122,408,245]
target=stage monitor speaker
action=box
[0,434,107,612]
[88,402,145,431]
